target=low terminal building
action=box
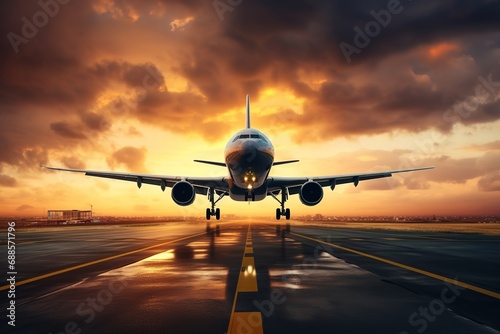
[47,210,92,223]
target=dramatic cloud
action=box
[61,156,86,170]
[50,122,87,140]
[1,0,499,216]
[107,146,147,172]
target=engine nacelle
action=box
[299,181,323,206]
[171,181,195,206]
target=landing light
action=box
[252,176,256,182]
[247,184,253,189]
[244,176,248,182]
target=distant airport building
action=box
[47,210,92,222]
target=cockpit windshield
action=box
[232,134,266,142]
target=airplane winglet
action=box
[245,94,251,129]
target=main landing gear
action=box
[206,188,225,221]
[206,188,224,236]
[271,188,291,222]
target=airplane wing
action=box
[42,166,229,195]
[267,166,435,195]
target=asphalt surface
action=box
[1,220,499,334]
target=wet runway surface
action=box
[2,221,500,333]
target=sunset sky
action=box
[1,0,499,217]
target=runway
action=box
[2,220,499,334]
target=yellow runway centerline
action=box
[291,231,500,300]
[231,312,263,334]
[228,225,264,334]
[238,257,258,292]
[0,231,207,291]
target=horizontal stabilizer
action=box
[273,160,299,166]
[194,160,227,167]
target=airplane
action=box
[43,95,435,228]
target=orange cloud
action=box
[1,1,500,217]
[428,42,460,59]
[107,146,148,172]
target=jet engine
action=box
[171,181,195,206]
[299,181,323,206]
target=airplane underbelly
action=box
[229,184,267,201]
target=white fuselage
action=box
[224,128,274,201]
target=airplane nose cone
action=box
[241,140,257,149]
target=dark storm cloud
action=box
[80,111,111,132]
[212,0,500,137]
[91,60,165,89]
[218,0,500,64]
[1,0,500,175]
[50,122,87,139]
[132,90,230,140]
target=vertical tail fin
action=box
[245,94,251,129]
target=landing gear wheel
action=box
[215,224,221,236]
[272,188,291,221]
[207,188,225,221]
[276,208,281,220]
